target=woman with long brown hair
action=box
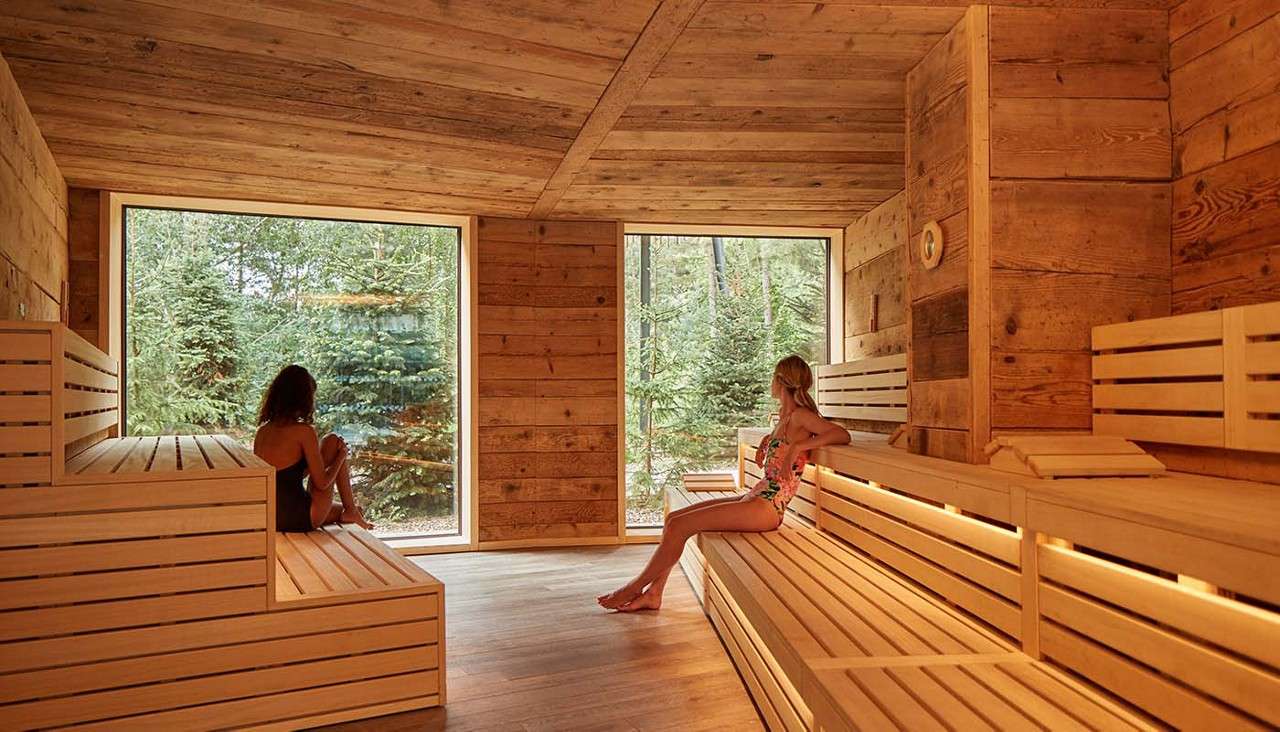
[253,364,373,531]
[597,355,849,611]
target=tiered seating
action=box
[673,448,1149,731]
[0,321,444,730]
[672,416,1280,729]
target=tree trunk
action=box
[760,249,774,350]
[639,234,652,437]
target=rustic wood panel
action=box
[844,249,905,338]
[845,190,906,271]
[990,98,1171,180]
[66,187,99,344]
[547,3,966,225]
[982,7,1173,439]
[476,217,620,544]
[912,289,969,382]
[991,271,1170,353]
[992,352,1092,430]
[845,324,908,362]
[989,7,1168,99]
[0,1,656,218]
[991,181,1170,278]
[1164,5,1280,480]
[0,53,65,322]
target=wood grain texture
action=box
[990,7,1168,99]
[990,97,1171,179]
[1172,49,1280,314]
[547,2,965,225]
[476,217,620,544]
[844,190,906,271]
[0,53,65,322]
[991,181,1171,278]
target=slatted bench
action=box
[0,321,445,730]
[676,417,1280,731]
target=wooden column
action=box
[905,5,1173,463]
[474,217,621,547]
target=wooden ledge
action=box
[274,525,442,608]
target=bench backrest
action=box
[0,321,119,487]
[1092,301,1280,453]
[1028,493,1280,729]
[813,455,1024,641]
[815,353,907,426]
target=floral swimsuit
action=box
[753,414,807,521]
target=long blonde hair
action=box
[774,355,820,416]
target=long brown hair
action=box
[257,364,316,425]
[774,355,821,416]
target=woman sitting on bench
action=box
[598,355,850,611]
[254,364,373,531]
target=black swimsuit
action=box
[275,458,313,532]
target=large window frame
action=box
[106,193,479,552]
[618,223,844,539]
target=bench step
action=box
[666,481,1155,732]
[274,525,441,607]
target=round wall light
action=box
[920,221,944,270]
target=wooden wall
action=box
[988,6,1172,436]
[0,52,66,322]
[1153,0,1280,482]
[1170,1,1280,313]
[905,7,1173,463]
[475,217,620,545]
[906,14,975,462]
[843,190,907,361]
[67,188,100,345]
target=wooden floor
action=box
[320,545,764,732]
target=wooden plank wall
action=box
[1170,1,1280,313]
[906,15,973,462]
[843,190,907,363]
[0,52,67,322]
[1160,3,1280,483]
[67,188,100,346]
[475,217,620,545]
[987,7,1173,436]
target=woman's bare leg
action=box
[667,493,745,521]
[313,434,373,529]
[599,499,779,610]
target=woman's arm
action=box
[299,425,346,491]
[782,409,851,467]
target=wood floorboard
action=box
[317,546,763,731]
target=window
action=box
[123,205,463,539]
[623,232,830,528]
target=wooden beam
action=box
[528,0,705,219]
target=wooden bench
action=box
[0,321,444,730]
[1091,300,1280,452]
[670,426,1280,730]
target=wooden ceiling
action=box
[1,1,1172,227]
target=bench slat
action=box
[779,530,995,656]
[325,525,415,588]
[275,533,330,595]
[178,435,210,471]
[152,436,179,472]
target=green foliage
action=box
[624,235,827,524]
[125,209,460,534]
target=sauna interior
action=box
[1,1,1278,730]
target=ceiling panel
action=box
[548,1,966,226]
[0,0,1172,226]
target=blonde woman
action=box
[598,355,851,611]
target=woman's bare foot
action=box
[341,506,374,530]
[619,588,662,612]
[597,583,643,610]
